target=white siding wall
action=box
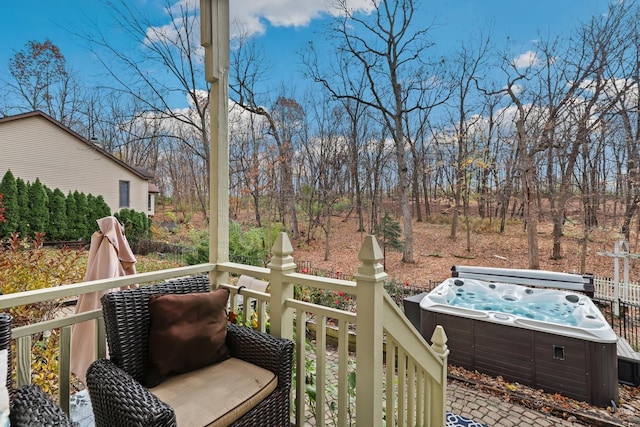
[148,193,156,216]
[0,115,150,215]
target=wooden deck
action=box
[617,337,640,386]
[617,337,640,361]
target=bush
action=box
[48,189,68,240]
[0,170,18,237]
[73,191,89,240]
[0,170,120,242]
[0,194,5,224]
[16,178,29,237]
[186,221,285,266]
[0,233,84,322]
[0,233,85,395]
[308,288,353,310]
[114,209,151,248]
[86,194,112,239]
[27,178,49,237]
[185,231,209,265]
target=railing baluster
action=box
[257,299,268,333]
[397,347,407,426]
[385,339,396,426]
[416,367,425,426]
[424,372,432,427]
[337,318,349,427]
[242,299,251,329]
[315,316,327,427]
[229,288,241,312]
[16,335,31,387]
[407,357,416,427]
[96,317,106,359]
[59,325,72,414]
[295,308,306,427]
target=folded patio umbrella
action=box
[70,216,137,385]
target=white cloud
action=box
[228,0,375,37]
[511,50,540,69]
[149,0,375,44]
[168,0,199,14]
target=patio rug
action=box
[447,411,489,427]
[70,390,94,427]
[71,391,488,427]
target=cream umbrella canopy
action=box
[70,216,137,385]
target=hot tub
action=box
[419,278,618,407]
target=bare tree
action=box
[229,28,302,238]
[536,3,630,260]
[303,0,450,263]
[607,3,640,242]
[404,54,457,225]
[77,1,211,219]
[493,53,546,269]
[481,95,514,233]
[363,125,394,233]
[327,63,371,233]
[229,106,273,226]
[79,92,165,172]
[443,32,491,248]
[5,39,84,127]
[299,94,350,259]
[270,96,303,239]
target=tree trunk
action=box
[394,131,414,263]
[412,153,422,222]
[422,171,431,218]
[524,168,540,269]
[551,214,563,260]
[324,208,332,261]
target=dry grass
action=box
[290,213,637,287]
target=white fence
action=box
[594,276,640,304]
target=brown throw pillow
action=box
[146,288,231,387]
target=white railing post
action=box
[430,325,449,425]
[354,235,387,427]
[267,232,296,341]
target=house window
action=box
[119,181,130,208]
[148,194,152,211]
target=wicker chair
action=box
[86,275,294,427]
[0,313,72,427]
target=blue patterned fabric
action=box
[446,411,489,427]
[70,390,94,427]
[69,391,487,427]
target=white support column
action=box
[200,0,230,284]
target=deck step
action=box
[617,337,640,386]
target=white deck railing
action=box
[0,263,215,414]
[0,233,448,427]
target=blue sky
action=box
[0,0,612,110]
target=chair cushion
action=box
[147,288,231,387]
[150,357,277,427]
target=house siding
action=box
[0,114,151,215]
